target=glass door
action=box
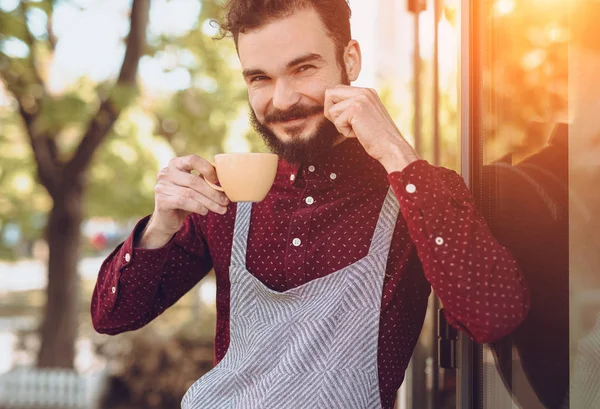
[460,0,600,408]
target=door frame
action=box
[457,0,483,407]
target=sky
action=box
[0,0,203,93]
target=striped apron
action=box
[182,187,399,409]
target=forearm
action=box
[91,215,213,334]
[389,160,530,343]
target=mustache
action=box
[264,104,324,124]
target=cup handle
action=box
[204,162,225,192]
[204,178,225,192]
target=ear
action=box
[343,40,362,82]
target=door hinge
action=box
[438,308,458,369]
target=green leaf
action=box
[0,10,29,42]
[27,0,52,15]
[109,84,139,112]
[36,94,90,133]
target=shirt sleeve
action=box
[91,214,213,335]
[387,159,530,343]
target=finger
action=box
[324,85,375,116]
[169,155,219,184]
[160,194,209,216]
[157,180,228,214]
[332,105,357,139]
[158,183,228,215]
[324,97,357,123]
[161,170,229,206]
[155,184,208,216]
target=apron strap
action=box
[368,186,400,256]
[231,186,399,266]
[230,201,253,267]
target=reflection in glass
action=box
[567,2,600,408]
[483,123,569,409]
[469,0,600,408]
[469,0,574,408]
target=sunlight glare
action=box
[494,0,515,16]
[12,174,33,194]
[0,37,29,58]
[0,0,18,12]
[199,278,217,307]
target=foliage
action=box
[0,0,250,259]
[94,324,215,409]
[0,108,49,259]
[479,1,569,161]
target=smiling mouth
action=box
[280,112,318,124]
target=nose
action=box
[272,78,301,112]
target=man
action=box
[91,1,530,408]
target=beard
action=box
[250,68,350,164]
[250,105,341,164]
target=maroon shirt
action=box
[91,139,529,409]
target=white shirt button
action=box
[435,237,444,245]
[330,173,337,180]
[292,238,302,247]
[125,253,131,263]
[111,286,116,294]
[290,174,295,181]
[308,165,316,172]
[305,196,315,205]
[406,183,417,194]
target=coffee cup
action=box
[204,153,279,202]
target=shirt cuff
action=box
[389,160,442,206]
[113,216,173,272]
[107,216,174,307]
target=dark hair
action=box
[218,0,352,64]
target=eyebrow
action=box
[242,53,325,79]
[287,53,325,68]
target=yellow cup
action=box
[206,153,279,202]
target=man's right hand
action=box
[138,155,230,249]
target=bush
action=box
[95,324,215,409]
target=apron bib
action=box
[182,188,399,409]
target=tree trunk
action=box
[37,183,84,368]
[12,0,151,369]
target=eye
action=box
[250,76,269,83]
[297,65,316,73]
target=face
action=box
[238,8,360,163]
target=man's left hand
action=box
[324,85,420,173]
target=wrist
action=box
[380,141,420,174]
[136,217,176,249]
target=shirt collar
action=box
[278,138,388,186]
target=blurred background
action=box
[0,0,598,408]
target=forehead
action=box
[237,8,336,71]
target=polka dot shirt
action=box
[91,139,530,409]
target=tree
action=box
[0,0,151,368]
[147,1,256,157]
[1,0,252,369]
